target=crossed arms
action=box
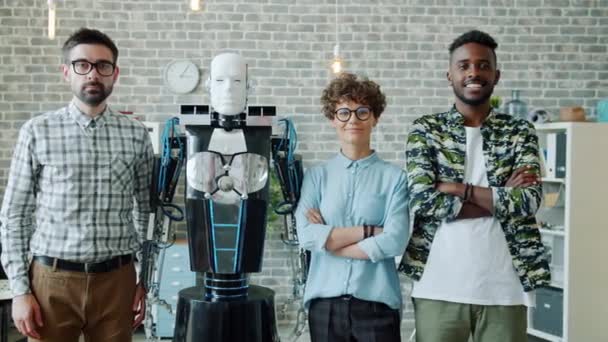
[406,119,543,223]
[295,169,409,262]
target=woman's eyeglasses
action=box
[334,106,372,122]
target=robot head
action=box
[207,52,249,116]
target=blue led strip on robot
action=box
[209,200,219,272]
[206,276,247,282]
[205,284,249,291]
[233,201,244,273]
[205,289,247,299]
[208,200,244,273]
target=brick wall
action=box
[1,0,607,329]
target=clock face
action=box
[164,60,200,94]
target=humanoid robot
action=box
[174,52,280,342]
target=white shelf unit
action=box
[529,328,563,342]
[529,122,608,342]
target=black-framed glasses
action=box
[71,59,116,76]
[334,106,372,122]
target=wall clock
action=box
[164,60,200,94]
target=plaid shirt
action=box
[0,102,154,296]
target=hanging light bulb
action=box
[331,43,343,74]
[190,0,201,11]
[48,0,56,40]
[330,0,344,75]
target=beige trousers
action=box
[29,259,136,342]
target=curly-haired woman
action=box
[295,73,410,342]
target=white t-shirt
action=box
[412,126,534,307]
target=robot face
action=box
[209,53,248,116]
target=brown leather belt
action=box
[33,254,133,273]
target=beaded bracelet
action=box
[463,183,474,202]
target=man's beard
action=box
[453,85,493,107]
[76,82,112,106]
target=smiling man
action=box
[0,28,153,342]
[398,30,550,342]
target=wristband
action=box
[363,224,370,239]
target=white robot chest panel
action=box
[186,128,268,205]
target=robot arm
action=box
[141,118,186,339]
[271,118,310,341]
[271,118,304,246]
[142,118,185,290]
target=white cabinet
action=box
[529,122,608,342]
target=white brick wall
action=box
[1,0,607,328]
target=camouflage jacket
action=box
[398,106,551,291]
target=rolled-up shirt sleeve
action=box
[295,168,333,252]
[357,171,410,263]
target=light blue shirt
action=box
[295,151,409,310]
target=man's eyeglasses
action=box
[334,106,373,122]
[71,60,116,76]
